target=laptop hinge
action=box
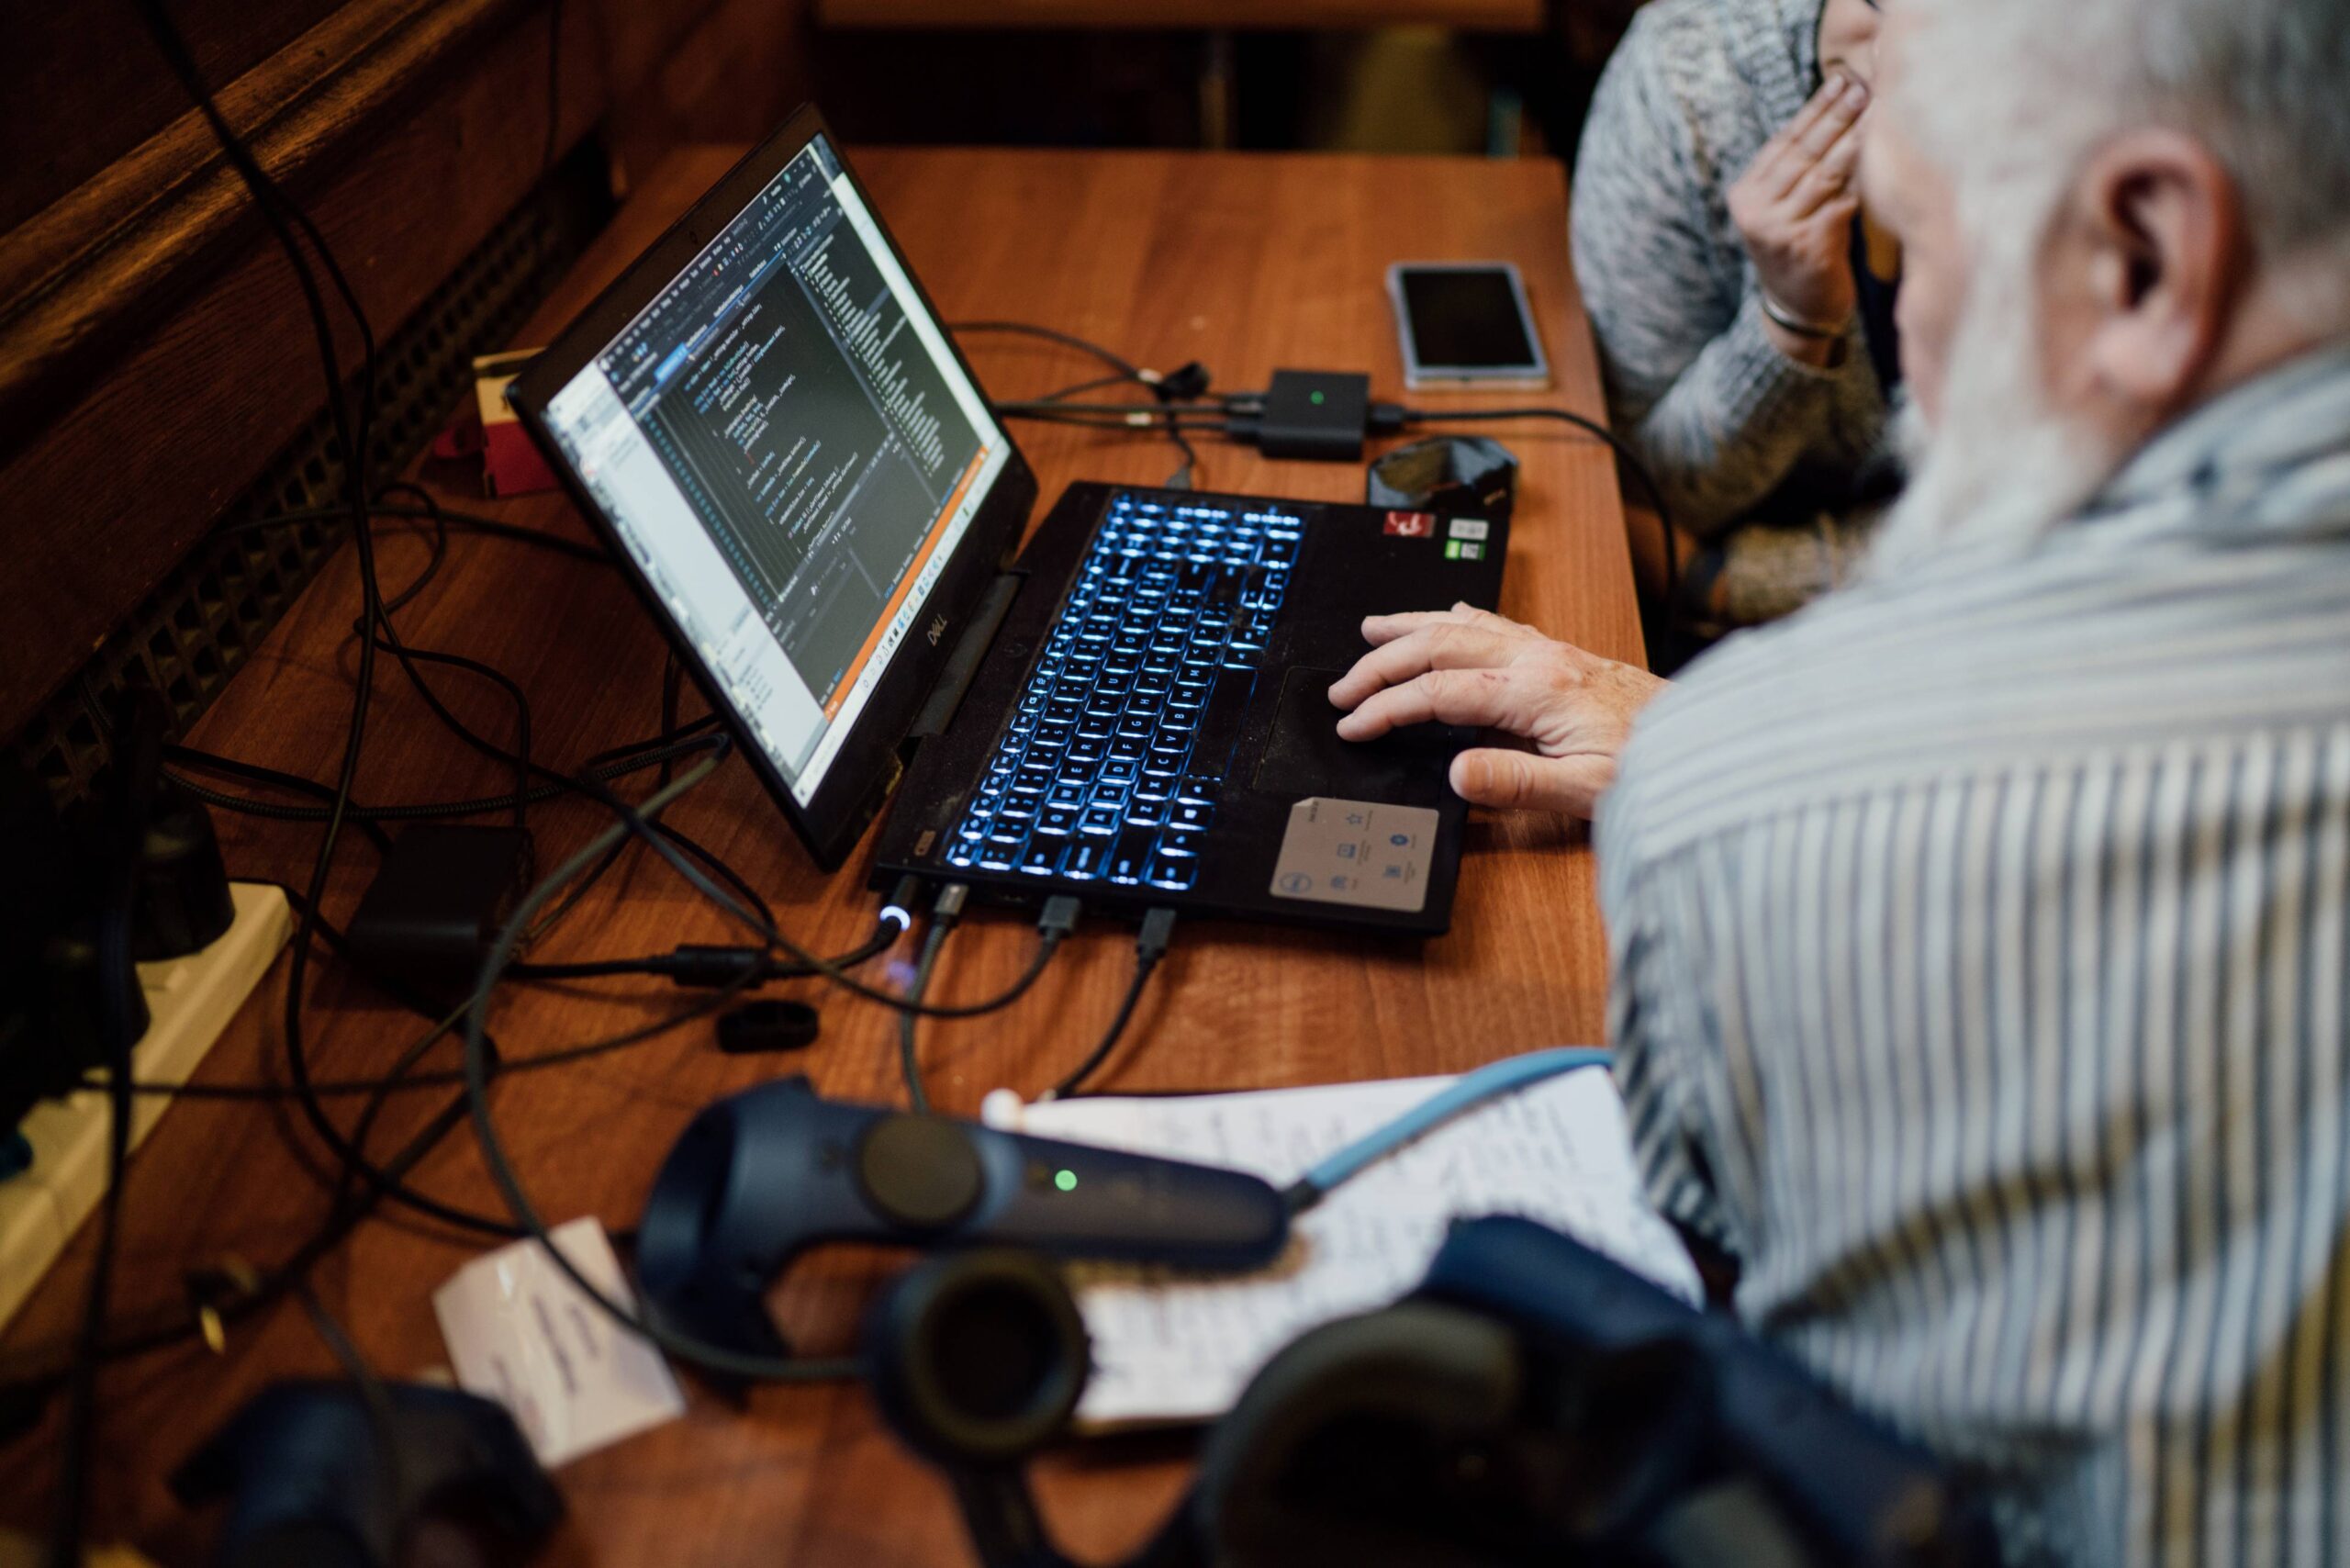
[909,572,1023,741]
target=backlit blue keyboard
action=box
[944,492,1304,890]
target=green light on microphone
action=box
[1055,1170,1080,1193]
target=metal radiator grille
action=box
[13,141,612,810]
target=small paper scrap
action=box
[432,1216,685,1466]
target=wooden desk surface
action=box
[0,146,1637,1564]
[816,0,1547,31]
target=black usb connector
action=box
[1043,907,1179,1102]
[897,890,1080,1110]
[1038,894,1083,944]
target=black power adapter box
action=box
[346,824,535,1007]
[1256,370,1372,461]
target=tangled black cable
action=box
[164,728,718,828]
[218,495,613,563]
[450,749,1101,1383]
[121,0,459,1365]
[953,319,1209,488]
[174,731,797,1244]
[458,756,862,1383]
[59,4,808,1492]
[13,785,907,1401]
[1042,907,1179,1102]
[0,974,771,1407]
[64,8,388,1562]
[937,325,1682,620]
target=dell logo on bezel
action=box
[927,614,949,646]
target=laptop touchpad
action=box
[1252,666,1471,801]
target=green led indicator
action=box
[1055,1170,1080,1193]
[1309,390,1326,406]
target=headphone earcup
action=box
[865,1249,1090,1468]
[1192,1301,1523,1568]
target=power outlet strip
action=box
[0,882,292,1332]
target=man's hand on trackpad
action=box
[1326,604,1669,820]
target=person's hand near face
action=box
[1728,70,1873,364]
[1327,606,1671,820]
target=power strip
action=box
[0,882,292,1332]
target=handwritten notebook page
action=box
[987,1067,1699,1428]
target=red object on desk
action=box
[431,348,558,498]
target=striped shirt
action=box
[1598,346,2350,1567]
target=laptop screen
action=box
[537,133,1013,806]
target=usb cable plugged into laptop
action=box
[897,884,965,1111]
[509,879,920,991]
[878,873,921,935]
[899,890,1081,1110]
[1041,906,1178,1102]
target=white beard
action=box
[1863,245,2121,579]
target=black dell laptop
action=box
[509,106,1508,936]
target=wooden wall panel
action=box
[0,2,584,742]
[0,0,337,234]
[0,0,817,744]
[0,0,540,463]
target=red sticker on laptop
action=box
[1382,511,1437,539]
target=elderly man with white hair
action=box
[1332,0,2350,1560]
